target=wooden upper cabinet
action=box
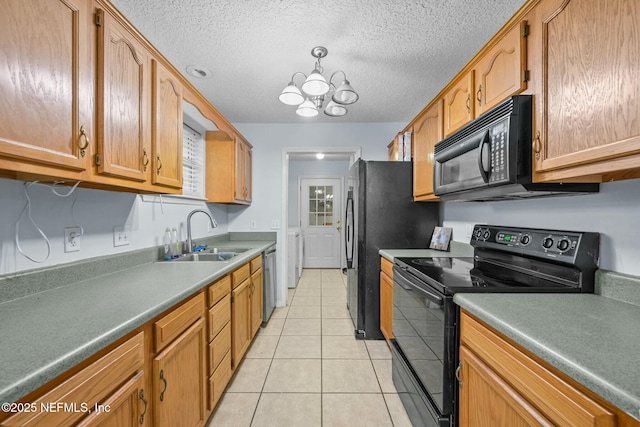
[151,59,183,189]
[206,132,253,204]
[0,0,91,176]
[531,0,640,182]
[474,21,529,116]
[443,71,474,136]
[96,7,149,183]
[413,99,443,201]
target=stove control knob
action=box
[520,234,531,246]
[482,230,491,240]
[475,229,483,239]
[557,238,571,252]
[542,236,554,249]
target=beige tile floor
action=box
[207,268,413,427]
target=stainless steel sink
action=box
[202,247,250,254]
[171,252,237,262]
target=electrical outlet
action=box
[64,227,82,253]
[113,225,131,247]
[250,220,257,230]
[270,219,280,230]
[465,224,474,238]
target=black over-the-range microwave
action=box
[432,95,599,201]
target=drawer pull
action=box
[159,369,167,401]
[79,125,89,157]
[455,361,463,388]
[143,148,150,171]
[139,389,147,424]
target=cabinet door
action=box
[474,21,528,116]
[413,99,443,201]
[532,0,640,181]
[458,345,553,427]
[379,270,393,342]
[153,319,206,427]
[151,59,183,189]
[231,278,251,369]
[0,0,90,174]
[250,268,263,337]
[76,371,147,427]
[443,71,474,136]
[96,8,149,182]
[234,138,245,202]
[244,145,252,202]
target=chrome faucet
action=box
[186,209,217,253]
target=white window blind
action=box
[182,124,205,198]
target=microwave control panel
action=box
[489,120,509,183]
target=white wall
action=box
[442,179,640,276]
[288,159,351,228]
[0,178,229,274]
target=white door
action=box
[300,178,342,268]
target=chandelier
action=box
[279,46,359,118]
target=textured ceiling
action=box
[110,0,527,124]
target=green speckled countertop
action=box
[379,241,474,261]
[455,292,640,421]
[0,239,274,406]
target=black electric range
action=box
[390,225,600,427]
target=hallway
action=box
[207,268,412,426]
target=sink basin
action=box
[171,252,237,262]
[201,247,250,254]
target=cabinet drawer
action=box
[250,255,262,273]
[460,312,615,427]
[208,351,231,411]
[154,292,205,352]
[208,275,231,307]
[209,293,231,341]
[380,257,394,279]
[1,332,144,427]
[209,321,231,374]
[232,263,250,288]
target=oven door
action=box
[392,266,457,426]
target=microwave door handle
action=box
[477,130,491,183]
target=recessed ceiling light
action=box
[186,65,212,79]
[316,153,325,160]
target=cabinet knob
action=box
[78,125,89,157]
[466,94,471,114]
[456,361,463,388]
[156,154,163,174]
[143,148,150,172]
[476,85,483,106]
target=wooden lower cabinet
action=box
[207,276,232,411]
[250,256,263,337]
[1,333,146,427]
[77,371,147,427]
[458,310,624,427]
[231,263,252,370]
[153,319,206,427]
[379,257,394,342]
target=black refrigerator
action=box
[345,159,440,340]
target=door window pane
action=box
[307,185,334,226]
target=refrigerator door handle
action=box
[345,194,354,268]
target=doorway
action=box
[300,177,342,268]
[279,147,360,307]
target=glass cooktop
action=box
[394,254,582,295]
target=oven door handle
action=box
[393,268,444,306]
[477,129,491,183]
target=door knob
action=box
[336,220,341,231]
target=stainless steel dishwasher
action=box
[263,244,277,322]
